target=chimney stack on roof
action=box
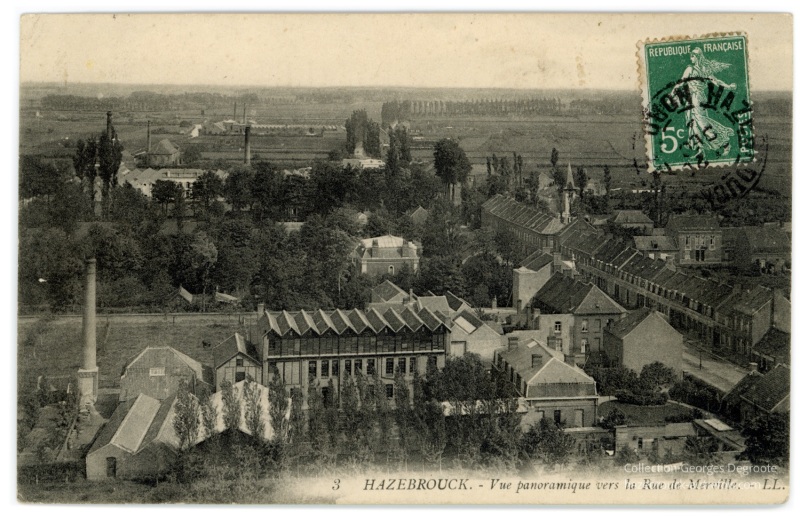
[508,336,519,351]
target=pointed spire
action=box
[565,162,576,190]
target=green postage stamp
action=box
[638,33,753,172]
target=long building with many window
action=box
[254,307,450,404]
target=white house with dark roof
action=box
[354,234,421,276]
[493,338,598,429]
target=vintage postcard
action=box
[17,13,791,505]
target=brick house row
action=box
[484,195,790,363]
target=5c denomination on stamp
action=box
[638,33,753,172]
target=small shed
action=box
[213,333,262,390]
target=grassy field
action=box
[598,401,694,427]
[18,317,250,391]
[20,91,791,194]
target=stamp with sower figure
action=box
[639,33,754,173]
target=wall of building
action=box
[606,319,683,375]
[216,354,262,391]
[513,265,552,313]
[522,398,598,429]
[120,358,199,402]
[86,443,176,481]
[670,230,723,265]
[614,424,695,458]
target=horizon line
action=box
[20,81,793,94]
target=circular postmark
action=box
[644,76,755,171]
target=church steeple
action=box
[561,162,577,223]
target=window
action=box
[236,358,244,367]
[388,265,395,275]
[554,410,562,425]
[554,321,562,333]
[345,359,352,375]
[580,338,588,354]
[709,236,715,250]
[309,361,317,378]
[698,235,706,247]
[581,319,588,333]
[354,359,363,375]
[398,358,406,375]
[235,371,246,382]
[367,358,375,375]
[385,384,394,399]
[332,360,339,377]
[685,235,691,249]
[106,457,117,478]
[684,249,691,261]
[386,358,394,375]
[409,357,416,373]
[321,360,329,378]
[149,367,165,377]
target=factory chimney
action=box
[77,258,99,404]
[244,125,251,165]
[146,120,152,154]
[106,111,113,139]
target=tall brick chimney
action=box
[106,111,113,139]
[244,126,251,165]
[78,258,99,404]
[146,120,151,154]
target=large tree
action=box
[433,139,471,202]
[191,171,224,219]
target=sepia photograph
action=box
[15,11,792,505]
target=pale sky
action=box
[20,13,793,90]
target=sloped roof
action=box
[752,327,790,365]
[499,340,597,396]
[518,249,554,271]
[150,139,180,155]
[445,290,472,312]
[739,364,790,413]
[415,295,452,315]
[89,394,174,456]
[666,214,720,231]
[741,226,791,254]
[371,279,408,303]
[633,236,679,252]
[534,272,625,315]
[723,370,764,406]
[612,210,654,225]
[213,333,260,369]
[123,346,213,385]
[482,194,565,235]
[606,308,675,340]
[359,234,416,249]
